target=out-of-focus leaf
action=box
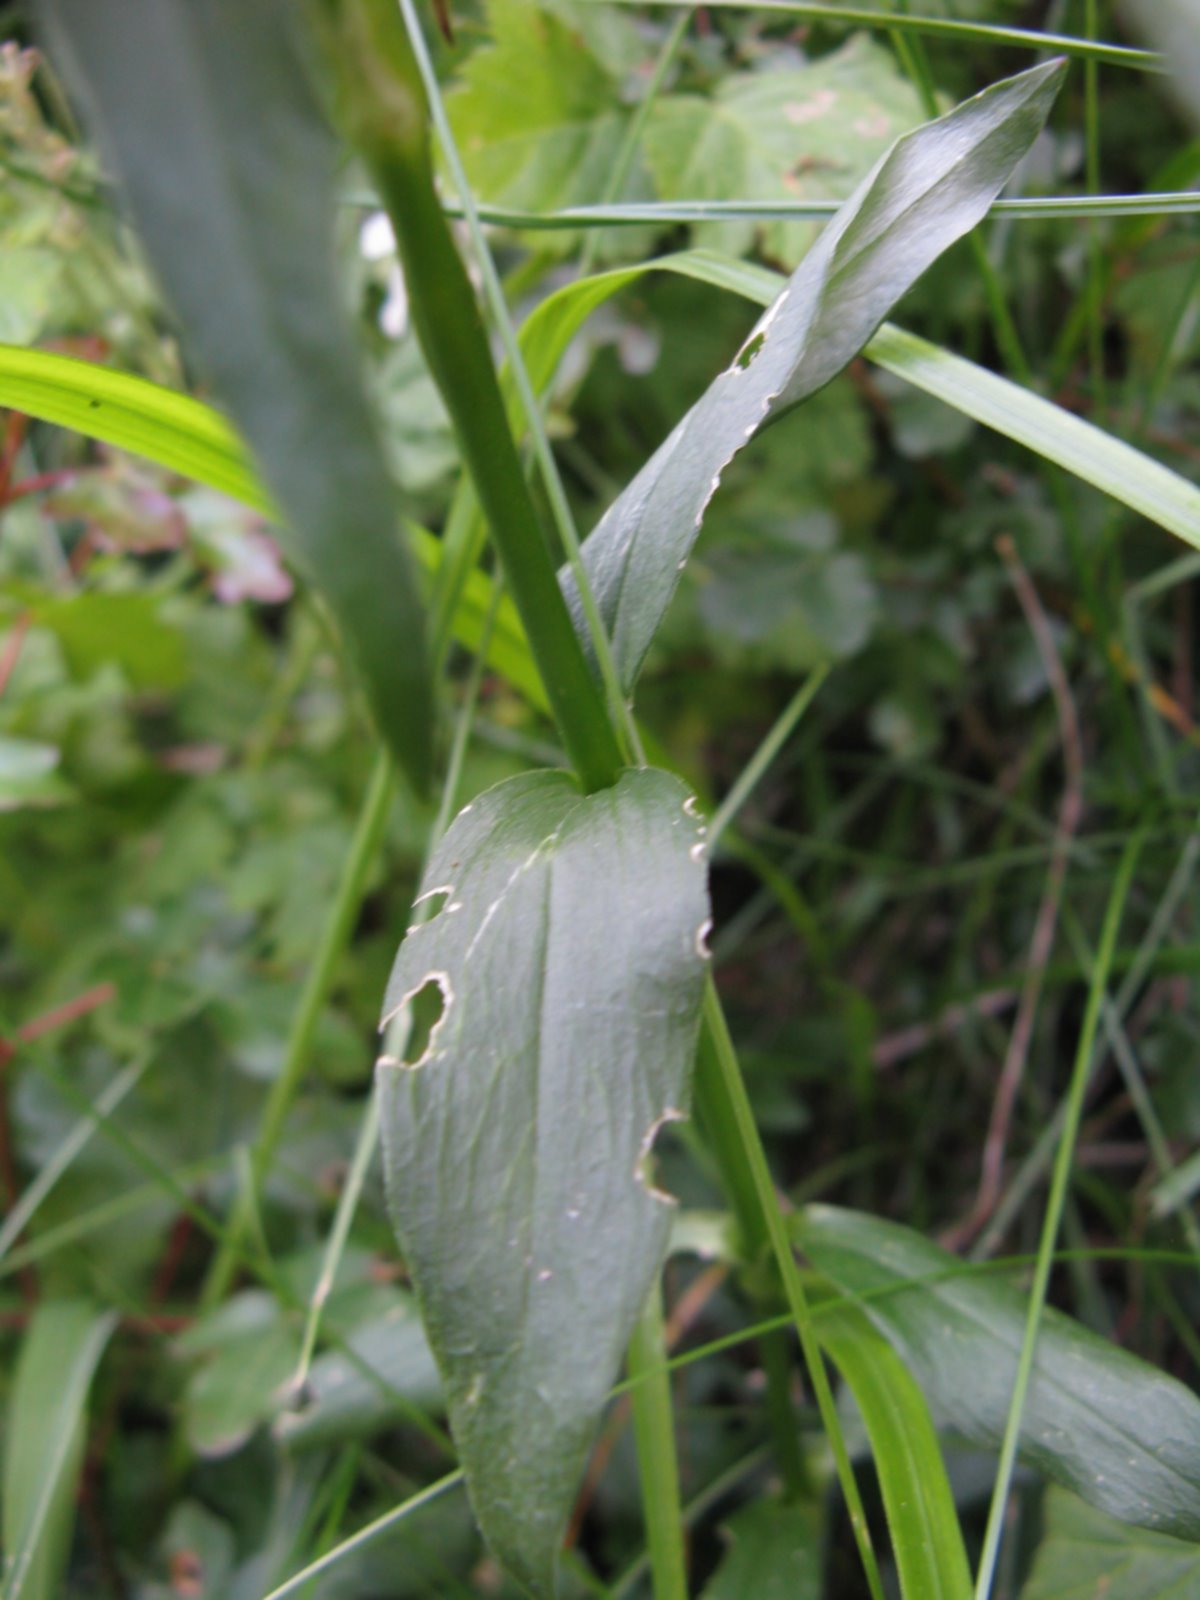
[645,33,923,263]
[799,1205,1200,1540]
[564,60,1066,691]
[447,0,648,256]
[36,591,186,689]
[1021,1487,1200,1599]
[0,736,73,811]
[1,1300,117,1600]
[818,1302,972,1600]
[275,1298,442,1452]
[39,0,434,790]
[1119,1,1200,131]
[176,1290,299,1458]
[0,344,545,711]
[0,248,63,344]
[700,1497,822,1600]
[378,768,710,1597]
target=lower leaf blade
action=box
[800,1205,1200,1541]
[377,768,710,1596]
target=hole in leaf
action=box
[634,1107,686,1205]
[408,885,453,932]
[735,330,765,370]
[402,974,450,1066]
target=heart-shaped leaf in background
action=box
[377,768,710,1597]
[564,58,1066,693]
[39,0,434,791]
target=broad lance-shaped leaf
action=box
[564,58,1066,691]
[377,769,710,1597]
[799,1206,1200,1541]
[39,0,433,791]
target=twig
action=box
[872,988,1017,1071]
[944,536,1084,1250]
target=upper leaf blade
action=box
[377,768,710,1596]
[800,1205,1200,1541]
[564,58,1066,691]
[39,0,433,789]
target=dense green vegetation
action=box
[2,3,1200,1597]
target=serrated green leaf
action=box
[377,768,710,1597]
[1,1301,117,1600]
[817,1302,972,1600]
[700,1497,822,1600]
[447,0,646,255]
[799,1205,1200,1541]
[39,0,433,790]
[564,59,1065,692]
[645,33,924,263]
[1021,1487,1200,1600]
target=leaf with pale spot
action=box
[377,768,710,1598]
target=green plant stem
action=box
[759,1326,809,1501]
[973,831,1142,1600]
[578,8,693,277]
[394,0,643,768]
[1084,0,1107,417]
[699,982,886,1600]
[322,0,622,794]
[627,1286,689,1600]
[200,752,395,1307]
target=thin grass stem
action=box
[627,1284,689,1600]
[258,1471,465,1600]
[708,665,830,847]
[973,831,1143,1599]
[699,982,886,1600]
[599,0,1159,70]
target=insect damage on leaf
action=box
[377,767,709,1597]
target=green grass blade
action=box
[975,833,1144,1598]
[439,191,1200,227]
[258,1470,465,1600]
[0,344,546,711]
[628,1286,689,1600]
[818,1304,973,1600]
[1,1302,117,1600]
[866,324,1200,552]
[0,1052,150,1265]
[597,0,1159,70]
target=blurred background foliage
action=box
[1,2,1199,1595]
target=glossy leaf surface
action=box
[801,1205,1200,1540]
[378,768,710,1596]
[564,59,1065,691]
[40,0,433,789]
